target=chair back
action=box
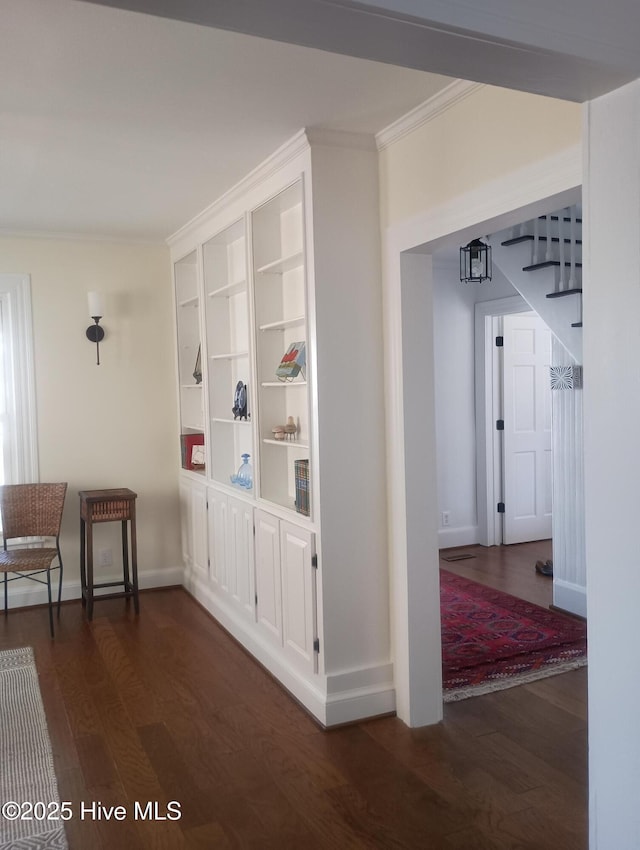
[0,483,67,541]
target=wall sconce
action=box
[460,238,492,283]
[86,291,105,365]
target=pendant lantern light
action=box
[460,238,492,283]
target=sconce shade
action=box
[86,291,105,365]
[88,291,105,318]
[460,239,492,283]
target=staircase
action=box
[489,207,583,362]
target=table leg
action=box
[80,517,87,608]
[130,504,139,615]
[86,520,94,621]
[121,520,130,586]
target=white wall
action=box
[433,259,517,548]
[0,236,182,602]
[584,80,640,850]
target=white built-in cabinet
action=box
[179,479,207,579]
[172,130,392,726]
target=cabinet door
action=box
[254,509,282,644]
[280,521,317,673]
[179,481,193,567]
[228,496,256,620]
[191,483,208,579]
[208,488,228,592]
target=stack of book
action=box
[294,459,310,516]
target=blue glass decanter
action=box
[231,453,253,489]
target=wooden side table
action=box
[79,488,139,620]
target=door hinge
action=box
[255,592,258,606]
[496,419,504,431]
[313,638,320,653]
[206,500,209,510]
[497,502,505,514]
[311,554,318,569]
[495,335,504,347]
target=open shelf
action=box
[208,279,247,298]
[259,316,305,332]
[178,295,199,308]
[256,251,303,276]
[209,351,249,361]
[212,417,252,425]
[261,380,307,388]
[203,219,253,488]
[263,438,310,450]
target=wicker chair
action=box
[0,483,67,637]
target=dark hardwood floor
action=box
[440,539,554,609]
[1,543,586,849]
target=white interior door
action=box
[502,314,552,544]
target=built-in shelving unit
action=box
[252,181,311,515]
[175,249,205,473]
[203,219,253,488]
[171,130,390,728]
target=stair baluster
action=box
[545,215,552,262]
[569,208,577,290]
[533,216,541,265]
[558,211,566,291]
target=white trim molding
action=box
[183,568,394,727]
[4,565,185,610]
[438,525,479,549]
[383,141,582,727]
[376,80,484,151]
[0,274,39,484]
[553,579,587,619]
[167,129,310,247]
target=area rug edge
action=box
[0,646,69,850]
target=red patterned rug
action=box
[441,570,587,701]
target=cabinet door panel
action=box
[191,483,208,579]
[280,521,316,673]
[208,488,228,591]
[255,509,282,644]
[228,496,256,620]
[179,482,193,567]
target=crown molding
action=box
[167,129,310,247]
[305,127,377,151]
[376,79,484,151]
[0,228,165,246]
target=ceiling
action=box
[80,0,639,104]
[0,0,453,242]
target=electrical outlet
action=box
[98,548,112,567]
[441,511,451,528]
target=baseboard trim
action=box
[438,526,479,549]
[553,578,587,619]
[184,569,396,727]
[3,566,184,609]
